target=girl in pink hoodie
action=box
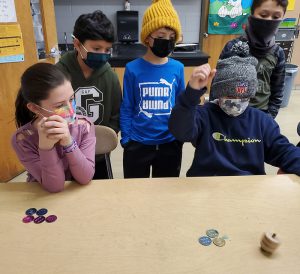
[12,63,96,192]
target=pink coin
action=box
[22,215,34,223]
[45,215,57,223]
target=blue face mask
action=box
[79,43,111,70]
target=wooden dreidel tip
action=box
[260,232,281,254]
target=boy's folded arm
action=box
[264,118,300,175]
[169,85,206,142]
[265,135,300,176]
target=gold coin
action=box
[213,237,226,247]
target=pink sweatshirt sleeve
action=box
[11,135,66,192]
[65,120,96,184]
[11,118,96,193]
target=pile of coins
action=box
[198,229,227,247]
[22,208,57,224]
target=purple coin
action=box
[22,215,34,223]
[45,215,57,223]
[34,216,45,224]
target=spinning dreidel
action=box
[260,232,281,254]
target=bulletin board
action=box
[0,24,24,63]
[208,0,253,34]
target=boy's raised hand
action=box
[188,64,216,90]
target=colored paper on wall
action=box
[279,18,297,28]
[0,0,17,22]
[0,24,24,63]
[287,0,295,11]
[208,0,253,34]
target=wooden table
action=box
[1,175,300,274]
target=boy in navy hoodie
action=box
[169,42,300,177]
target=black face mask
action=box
[79,44,110,70]
[149,37,175,58]
[246,15,282,57]
[83,51,110,70]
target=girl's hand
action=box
[43,115,73,147]
[37,117,61,150]
[188,64,216,90]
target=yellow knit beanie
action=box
[141,0,182,44]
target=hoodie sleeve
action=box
[176,64,185,98]
[169,85,207,143]
[108,72,122,133]
[55,60,70,74]
[263,116,300,175]
[11,133,66,193]
[268,47,286,118]
[120,66,135,145]
[65,119,96,184]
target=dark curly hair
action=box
[73,10,114,43]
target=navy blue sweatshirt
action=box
[169,86,300,177]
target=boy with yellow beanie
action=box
[120,0,185,178]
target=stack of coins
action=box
[260,232,280,254]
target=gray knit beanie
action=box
[211,41,258,99]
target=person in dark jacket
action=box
[169,42,300,177]
[210,0,289,118]
[56,10,122,179]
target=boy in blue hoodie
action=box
[169,42,300,177]
[120,0,185,178]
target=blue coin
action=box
[25,208,37,215]
[199,236,212,246]
[36,208,48,216]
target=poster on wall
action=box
[287,0,295,11]
[0,0,17,22]
[208,0,253,34]
[0,24,24,63]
